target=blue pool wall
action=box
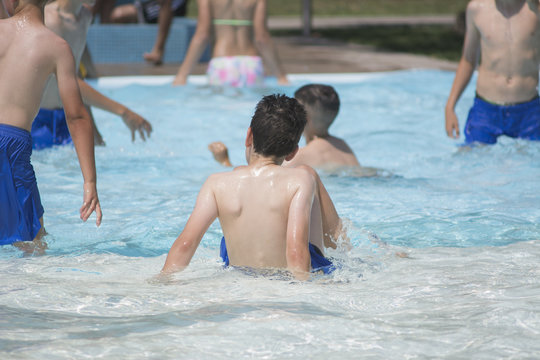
[87,18,211,64]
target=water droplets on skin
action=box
[1,71,539,358]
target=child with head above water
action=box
[0,0,102,252]
[162,94,347,280]
[210,84,380,176]
[445,0,540,144]
[32,0,152,149]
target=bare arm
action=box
[445,2,481,139]
[208,141,233,167]
[173,0,212,85]
[298,165,344,249]
[162,178,219,273]
[78,79,152,141]
[55,41,102,226]
[285,173,314,280]
[252,0,289,84]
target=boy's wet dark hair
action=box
[250,94,307,158]
[294,83,340,121]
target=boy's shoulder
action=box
[2,17,69,54]
[208,164,314,186]
[205,167,248,185]
[35,28,73,61]
[467,0,490,13]
[305,135,352,152]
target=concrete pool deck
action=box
[93,15,459,77]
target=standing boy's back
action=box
[0,3,70,131]
[0,0,101,248]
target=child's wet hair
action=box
[250,94,307,158]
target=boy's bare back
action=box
[0,1,101,229]
[0,12,75,130]
[208,163,316,268]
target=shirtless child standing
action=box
[162,94,345,280]
[445,0,540,144]
[0,0,102,250]
[33,0,152,149]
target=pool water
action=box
[1,70,539,358]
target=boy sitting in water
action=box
[0,0,102,251]
[162,94,345,280]
[32,0,152,149]
[210,84,378,176]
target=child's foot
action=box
[143,51,163,66]
[13,237,48,256]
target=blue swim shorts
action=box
[0,124,44,245]
[31,108,72,150]
[464,95,540,144]
[219,237,335,274]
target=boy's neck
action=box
[13,2,44,21]
[247,152,284,168]
[305,131,330,143]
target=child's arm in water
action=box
[445,2,481,139]
[286,171,315,280]
[78,80,152,141]
[162,177,219,273]
[55,39,102,226]
[300,165,348,249]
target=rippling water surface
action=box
[1,71,539,359]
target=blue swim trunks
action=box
[0,124,44,245]
[219,237,335,274]
[464,95,540,144]
[31,108,72,150]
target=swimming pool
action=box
[1,70,539,358]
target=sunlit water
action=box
[1,70,539,359]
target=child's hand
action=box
[208,141,232,167]
[121,109,152,141]
[445,108,460,139]
[277,76,290,85]
[80,182,102,227]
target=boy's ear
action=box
[284,145,299,161]
[245,127,253,147]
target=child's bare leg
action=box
[143,0,173,65]
[13,217,48,255]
